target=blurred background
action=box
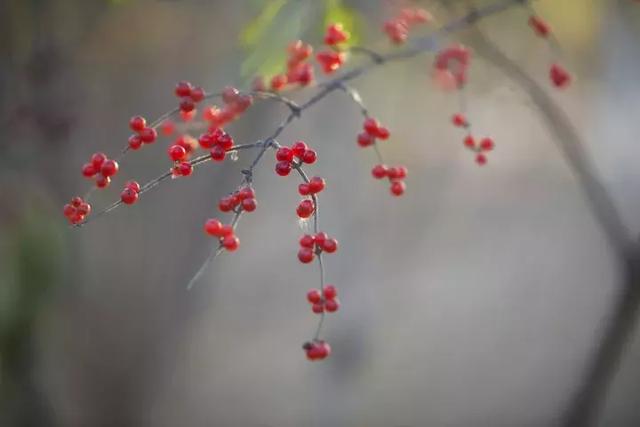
[1,0,639,426]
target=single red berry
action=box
[388,166,407,180]
[160,120,175,136]
[101,159,119,177]
[177,161,193,176]
[324,299,340,313]
[372,164,388,179]
[324,23,350,45]
[550,64,571,88]
[222,86,239,104]
[125,180,141,193]
[322,238,338,253]
[302,149,317,164]
[218,197,234,213]
[363,118,380,135]
[198,133,214,149]
[222,235,240,251]
[464,135,475,148]
[307,289,322,304]
[129,115,146,132]
[241,198,257,212]
[298,183,311,196]
[239,187,255,200]
[476,153,487,165]
[175,81,193,98]
[275,161,292,176]
[357,132,374,147]
[452,113,467,127]
[168,144,187,162]
[480,138,494,151]
[323,285,337,300]
[210,145,226,162]
[180,99,195,113]
[390,180,406,196]
[299,234,315,248]
[312,303,324,314]
[220,224,234,237]
[120,187,138,205]
[63,204,76,218]
[529,15,550,37]
[298,247,315,263]
[316,50,345,74]
[77,202,91,216]
[315,232,327,247]
[308,176,325,194]
[128,134,143,150]
[190,86,205,102]
[204,218,223,236]
[270,74,288,91]
[376,126,390,140]
[291,141,308,158]
[96,175,111,188]
[91,152,107,169]
[276,146,294,162]
[140,127,158,143]
[71,197,83,207]
[82,163,97,178]
[296,199,315,219]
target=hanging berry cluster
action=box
[64,0,575,362]
[527,14,571,88]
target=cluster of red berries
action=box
[81,152,119,189]
[527,15,571,89]
[218,186,257,213]
[175,81,206,114]
[307,285,340,314]
[199,127,235,162]
[128,116,158,150]
[298,232,338,264]
[63,196,91,225]
[434,44,471,89]
[296,176,324,219]
[371,164,407,196]
[203,218,240,251]
[383,7,431,44]
[452,113,495,165]
[303,340,331,361]
[120,180,141,205]
[357,117,390,147]
[274,141,317,176]
[266,40,315,91]
[202,87,253,128]
[316,23,350,74]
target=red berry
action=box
[239,187,255,200]
[198,133,214,149]
[204,218,223,236]
[315,232,327,247]
[296,199,315,219]
[390,180,405,196]
[91,152,107,169]
[190,86,205,102]
[120,187,138,204]
[372,164,388,179]
[180,99,195,113]
[168,144,187,162]
[222,86,239,104]
[299,234,315,248]
[312,303,324,314]
[63,204,76,217]
[177,161,193,176]
[129,115,146,132]
[307,289,322,304]
[322,238,338,253]
[270,74,288,91]
[324,298,340,313]
[82,163,97,178]
[140,127,157,143]
[128,134,143,150]
[210,145,226,162]
[100,159,119,177]
[324,23,350,46]
[376,126,390,140]
[298,247,315,263]
[308,176,325,194]
[363,118,380,135]
[480,137,494,151]
[357,132,374,147]
[275,161,292,176]
[529,15,550,37]
[298,183,311,196]
[452,113,467,127]
[464,135,475,148]
[220,224,234,237]
[175,81,193,98]
[222,235,240,251]
[316,50,345,74]
[241,198,257,212]
[218,197,234,213]
[77,202,91,215]
[550,64,571,88]
[125,180,141,192]
[323,285,337,300]
[476,153,487,165]
[291,141,308,157]
[96,175,111,189]
[276,146,294,162]
[302,149,317,164]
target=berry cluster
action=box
[452,113,495,165]
[203,87,253,128]
[268,40,315,91]
[527,15,571,89]
[434,44,471,90]
[307,285,340,314]
[371,164,407,196]
[274,141,317,176]
[203,218,240,251]
[200,127,235,162]
[63,196,91,225]
[303,340,331,361]
[357,117,390,147]
[175,80,206,114]
[316,23,350,74]
[218,186,257,213]
[128,115,158,150]
[81,152,119,189]
[120,180,141,205]
[383,7,431,44]
[298,232,338,264]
